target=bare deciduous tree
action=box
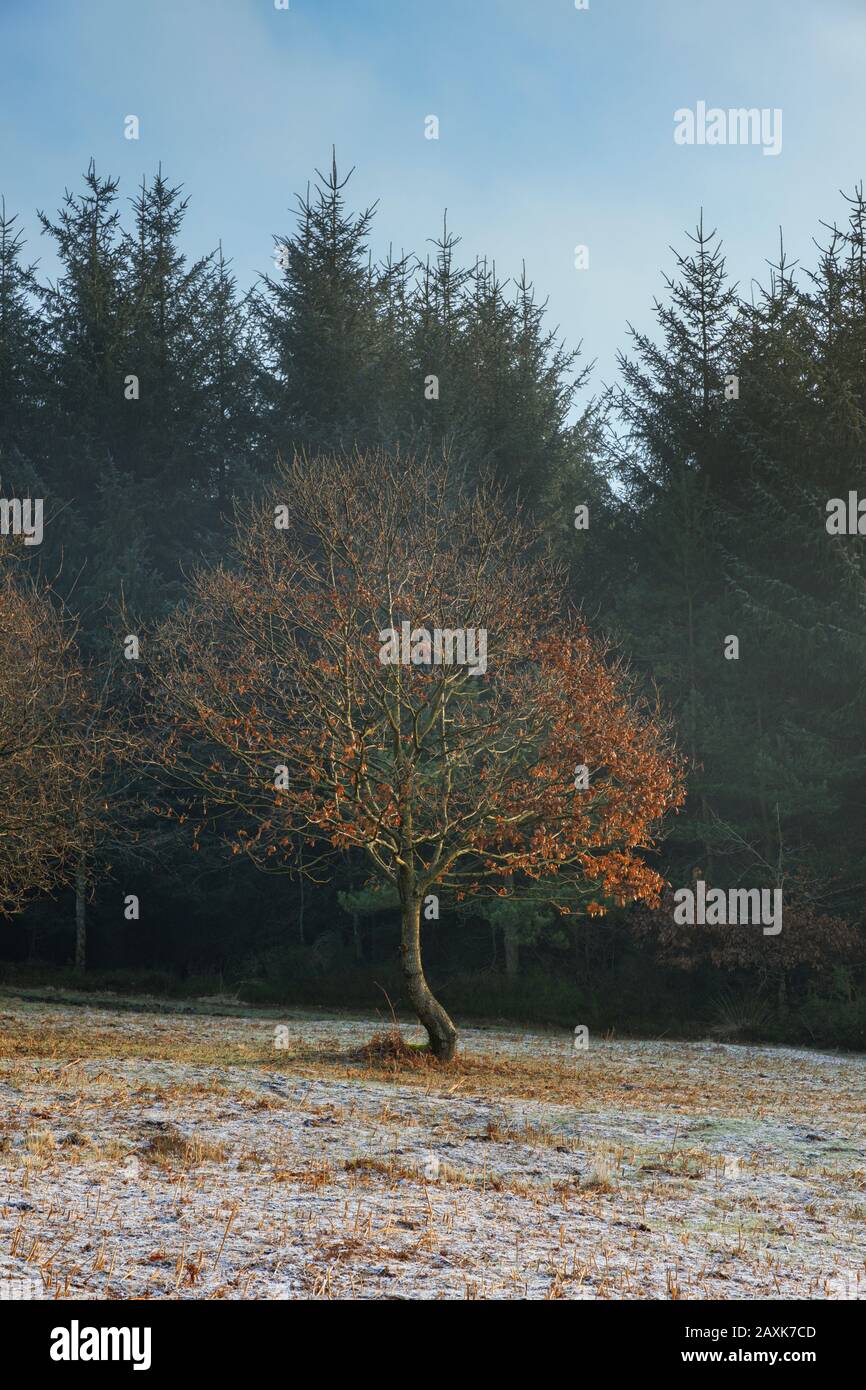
[0,569,106,921]
[149,451,684,1059]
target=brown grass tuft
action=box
[354,1029,434,1068]
[141,1128,227,1168]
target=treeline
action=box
[0,154,596,645]
[1,157,864,1044]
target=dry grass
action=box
[141,1129,227,1170]
[353,1029,434,1068]
[1,1004,862,1127]
[582,1152,618,1191]
[1,997,863,1301]
[485,1118,580,1151]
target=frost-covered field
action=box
[0,995,863,1300]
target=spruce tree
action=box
[0,200,45,491]
[718,195,866,909]
[259,153,384,457]
[605,215,740,879]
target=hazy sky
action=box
[2,0,865,400]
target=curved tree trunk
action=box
[400,896,457,1061]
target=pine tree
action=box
[717,195,866,910]
[604,214,740,879]
[198,243,260,514]
[258,153,384,457]
[37,161,129,508]
[0,200,45,491]
[123,168,218,583]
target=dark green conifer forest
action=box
[2,159,864,1047]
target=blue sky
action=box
[2,0,865,398]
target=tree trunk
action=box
[298,846,305,946]
[503,921,519,982]
[74,855,87,972]
[400,896,457,1061]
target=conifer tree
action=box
[717,196,866,909]
[604,215,740,878]
[0,201,45,490]
[259,153,383,457]
[198,243,260,513]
